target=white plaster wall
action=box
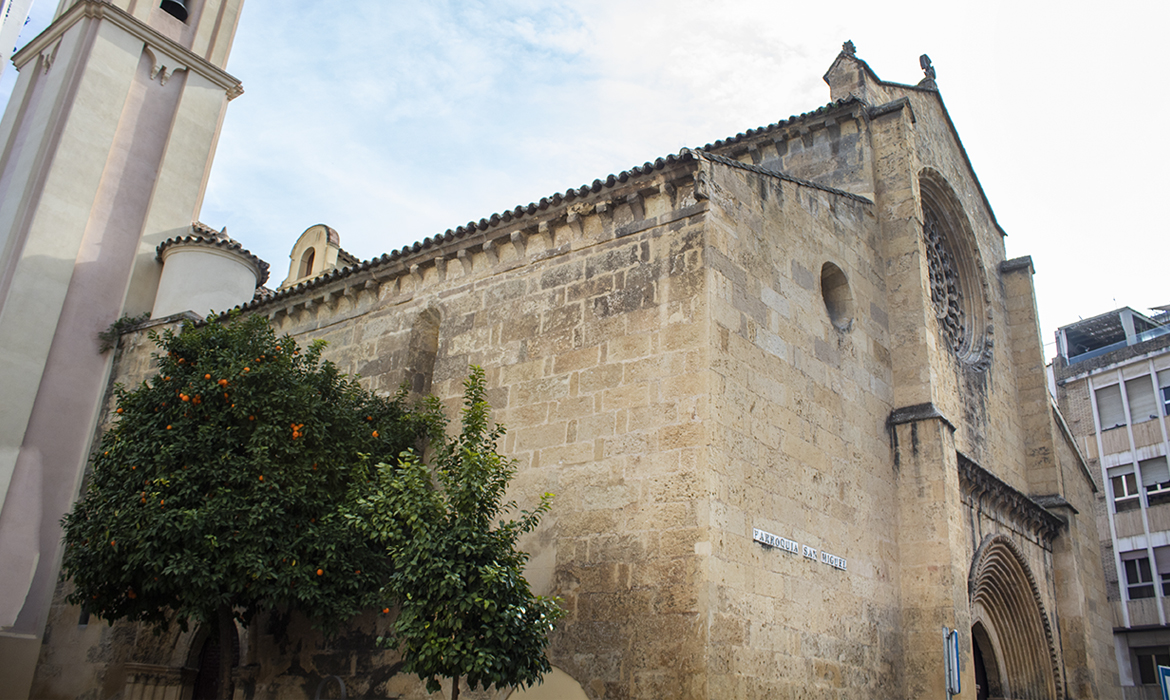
[0,4,244,693]
[0,17,141,526]
[125,70,230,315]
[153,246,258,317]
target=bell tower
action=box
[0,0,245,694]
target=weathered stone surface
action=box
[31,50,1117,700]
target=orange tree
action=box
[60,313,432,699]
[349,367,563,700]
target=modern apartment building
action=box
[1054,305,1170,697]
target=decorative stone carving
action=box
[924,207,966,355]
[959,455,1064,545]
[918,54,937,90]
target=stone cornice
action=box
[958,454,1064,544]
[690,149,873,205]
[224,162,706,323]
[887,402,955,432]
[12,0,243,98]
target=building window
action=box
[1135,646,1170,685]
[1127,376,1159,424]
[1144,457,1170,508]
[1123,553,1156,599]
[1096,384,1126,430]
[1158,369,1170,417]
[1155,547,1170,597]
[298,248,316,279]
[1111,467,1141,512]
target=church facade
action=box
[1,2,1118,699]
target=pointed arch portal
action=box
[968,534,1062,700]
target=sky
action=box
[2,0,1167,359]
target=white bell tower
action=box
[0,0,245,694]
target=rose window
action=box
[924,207,966,354]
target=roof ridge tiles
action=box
[700,97,863,151]
[157,222,271,286]
[220,100,878,319]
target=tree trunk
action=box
[451,675,459,700]
[217,604,234,700]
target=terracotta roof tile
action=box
[157,222,271,286]
[699,97,863,151]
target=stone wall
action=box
[35,159,719,700]
[697,155,899,696]
[29,53,1120,700]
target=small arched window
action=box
[297,248,316,279]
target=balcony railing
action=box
[1068,325,1170,364]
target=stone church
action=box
[0,1,1120,698]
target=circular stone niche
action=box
[821,262,854,331]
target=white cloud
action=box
[2,0,1167,354]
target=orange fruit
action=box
[258,475,264,482]
[372,430,378,438]
[316,568,323,576]
[166,425,172,430]
[116,408,123,414]
[382,607,390,614]
[243,367,250,372]
[204,374,211,380]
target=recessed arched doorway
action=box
[190,624,240,700]
[969,534,1062,700]
[504,667,588,700]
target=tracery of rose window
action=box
[923,207,966,354]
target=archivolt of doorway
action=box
[968,534,1062,700]
[504,667,588,700]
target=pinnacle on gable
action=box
[918,54,938,91]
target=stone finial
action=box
[918,54,938,90]
[842,40,856,57]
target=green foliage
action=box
[350,367,563,697]
[61,313,428,634]
[98,312,150,353]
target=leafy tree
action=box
[350,367,564,700]
[61,313,429,699]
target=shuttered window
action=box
[1155,546,1170,596]
[1127,376,1159,424]
[1096,384,1125,430]
[1143,457,1170,507]
[1158,369,1170,417]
